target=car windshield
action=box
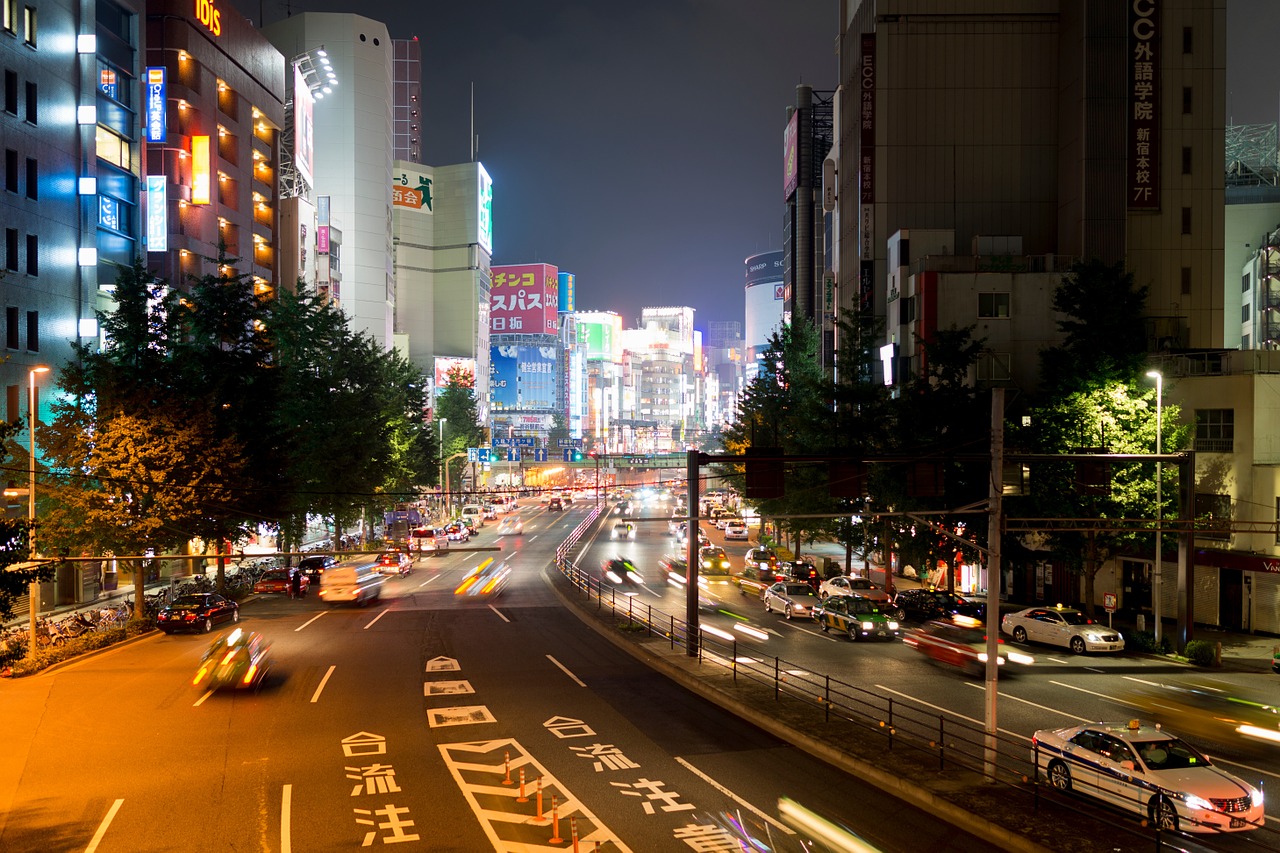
[848,599,878,614]
[261,571,289,581]
[785,584,815,597]
[1059,610,1090,625]
[1134,737,1210,771]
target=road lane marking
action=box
[874,684,1029,742]
[311,665,336,703]
[295,612,326,632]
[1048,679,1138,707]
[84,798,124,853]
[1083,666,1104,673]
[1046,656,1070,664]
[1211,756,1280,780]
[546,654,586,687]
[674,757,795,835]
[963,682,1090,721]
[488,604,510,623]
[280,784,292,853]
[362,609,390,630]
[193,690,213,707]
[417,574,440,588]
[439,738,630,850]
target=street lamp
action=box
[438,418,447,519]
[1145,369,1163,648]
[27,365,49,652]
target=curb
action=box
[542,564,1051,853]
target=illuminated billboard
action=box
[490,344,557,410]
[146,175,167,252]
[434,356,476,393]
[783,111,799,200]
[490,263,559,334]
[293,64,314,188]
[191,135,211,205]
[477,163,493,255]
[393,167,433,214]
[145,67,166,143]
[557,271,575,312]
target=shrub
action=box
[1184,639,1217,667]
[8,624,138,677]
[1121,629,1169,654]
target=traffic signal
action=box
[573,450,584,461]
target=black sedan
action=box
[157,593,240,634]
[894,588,985,622]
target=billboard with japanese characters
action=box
[490,344,557,410]
[490,263,559,334]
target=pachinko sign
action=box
[490,263,559,334]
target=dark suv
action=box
[894,588,985,622]
[297,554,338,585]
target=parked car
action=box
[374,550,413,576]
[1032,719,1264,834]
[894,588,985,622]
[253,568,309,597]
[724,520,749,541]
[193,628,271,691]
[157,593,240,635]
[1001,605,1124,654]
[813,595,900,641]
[762,581,821,620]
[819,575,893,607]
[297,555,338,585]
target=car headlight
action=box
[1251,788,1264,808]
[887,621,899,630]
[861,621,875,630]
[1007,651,1035,665]
[1183,794,1214,812]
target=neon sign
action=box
[195,0,221,37]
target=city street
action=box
[0,501,988,852]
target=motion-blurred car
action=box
[813,595,901,641]
[903,617,1032,677]
[662,557,722,612]
[454,561,511,597]
[602,557,643,586]
[482,504,498,520]
[1117,679,1280,750]
[158,593,240,635]
[496,516,524,535]
[1001,605,1124,654]
[610,521,637,540]
[444,521,471,542]
[723,520,749,541]
[894,588,985,622]
[297,555,338,585]
[698,545,732,576]
[253,568,309,596]
[1032,719,1265,834]
[762,581,821,620]
[193,628,271,691]
[374,550,413,576]
[819,575,893,607]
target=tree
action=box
[1040,259,1149,394]
[436,366,485,502]
[0,420,54,620]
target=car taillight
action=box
[242,663,258,685]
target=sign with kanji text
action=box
[1103,592,1117,613]
[490,263,559,334]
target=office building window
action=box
[1183,26,1192,54]
[24,232,36,275]
[1194,409,1234,453]
[1243,273,1251,293]
[22,4,34,46]
[3,0,15,33]
[4,148,15,192]
[95,125,129,170]
[4,228,15,270]
[24,80,34,123]
[3,70,15,113]
[978,292,1010,318]
[1182,267,1192,295]
[1243,304,1250,323]
[1181,207,1192,235]
[1182,146,1191,175]
[1182,87,1192,114]
[25,156,34,198]
[25,308,37,350]
[5,306,17,348]
[976,352,1011,381]
[5,385,17,422]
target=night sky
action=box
[236,0,1280,334]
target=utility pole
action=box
[983,388,1004,780]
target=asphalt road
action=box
[582,500,1280,852]
[0,500,992,852]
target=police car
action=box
[1032,719,1264,834]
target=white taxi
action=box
[1001,604,1124,654]
[1032,720,1264,834]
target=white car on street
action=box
[723,520,749,540]
[1032,719,1264,834]
[1001,604,1124,654]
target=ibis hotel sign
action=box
[195,0,221,36]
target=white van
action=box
[460,504,486,527]
[319,560,384,606]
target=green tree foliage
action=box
[436,366,485,501]
[0,421,54,620]
[1040,259,1149,394]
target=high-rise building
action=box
[391,37,420,163]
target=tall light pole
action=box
[438,418,447,519]
[1146,370,1163,648]
[27,365,49,652]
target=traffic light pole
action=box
[685,450,701,657]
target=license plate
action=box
[1230,818,1245,829]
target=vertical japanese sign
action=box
[146,175,167,252]
[558,271,575,312]
[293,64,314,188]
[859,33,876,311]
[145,67,166,143]
[190,135,211,205]
[1128,0,1160,210]
[490,263,559,334]
[782,111,799,201]
[317,195,330,253]
[477,163,494,255]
